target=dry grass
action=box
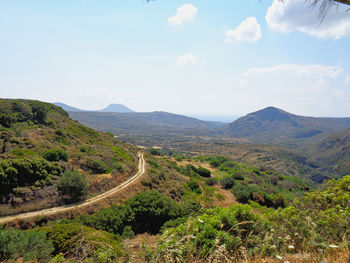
[245,249,349,263]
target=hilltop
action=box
[220,106,350,148]
[101,104,134,113]
[53,102,134,113]
[0,99,138,216]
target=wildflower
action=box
[198,219,204,223]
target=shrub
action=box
[79,191,201,236]
[205,177,218,186]
[122,226,135,239]
[57,170,89,203]
[196,167,211,178]
[150,148,162,156]
[0,229,53,263]
[186,180,202,194]
[232,184,252,203]
[43,149,68,162]
[88,159,108,174]
[0,158,61,195]
[232,171,245,180]
[40,223,122,260]
[220,176,236,189]
[154,205,269,261]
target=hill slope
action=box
[305,128,350,176]
[68,111,224,137]
[0,99,138,216]
[220,107,350,148]
[52,102,84,112]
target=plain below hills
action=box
[68,111,225,137]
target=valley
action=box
[0,99,349,263]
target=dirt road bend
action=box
[0,152,145,225]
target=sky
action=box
[1,0,350,121]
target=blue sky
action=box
[1,0,350,120]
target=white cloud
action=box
[245,64,344,79]
[237,63,350,116]
[266,0,350,39]
[168,4,198,26]
[346,75,350,84]
[226,17,262,43]
[176,53,197,65]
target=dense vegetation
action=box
[0,229,53,262]
[154,175,350,262]
[0,99,138,215]
[77,191,201,235]
[175,155,308,209]
[0,175,348,262]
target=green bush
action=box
[122,226,135,239]
[154,205,269,261]
[39,223,123,261]
[205,177,218,186]
[150,148,162,156]
[0,158,61,195]
[88,159,108,174]
[186,180,202,194]
[43,148,68,162]
[57,170,89,203]
[220,176,236,189]
[196,167,211,178]
[0,229,53,263]
[79,191,201,236]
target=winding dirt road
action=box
[0,152,145,225]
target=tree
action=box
[57,170,89,203]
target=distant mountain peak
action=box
[102,104,134,113]
[53,102,83,112]
[248,106,293,122]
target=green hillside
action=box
[305,128,350,176]
[0,99,138,216]
[220,107,350,149]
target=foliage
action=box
[112,146,133,161]
[57,170,89,203]
[196,167,211,178]
[0,228,53,263]
[39,223,123,261]
[149,148,162,156]
[43,148,68,162]
[220,176,236,189]
[0,158,61,195]
[154,176,350,262]
[186,180,202,194]
[79,191,201,235]
[155,205,269,262]
[205,177,218,186]
[87,159,108,174]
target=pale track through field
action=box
[0,152,145,224]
